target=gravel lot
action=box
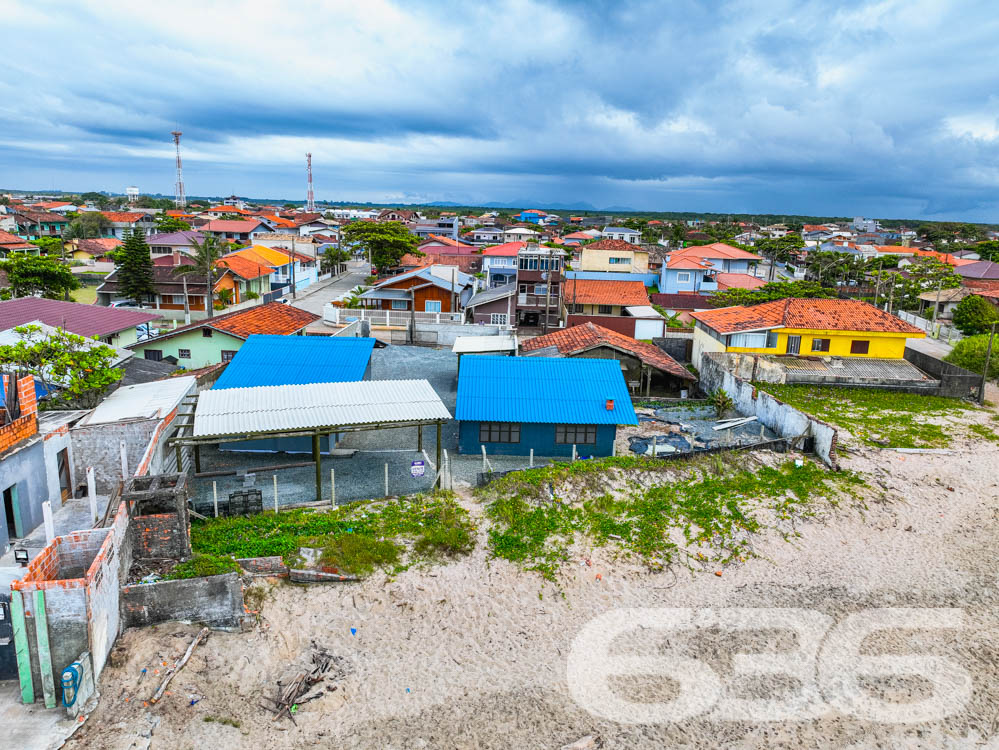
[190,345,549,508]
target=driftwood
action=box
[288,569,360,584]
[265,643,339,723]
[150,628,209,704]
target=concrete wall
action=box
[699,352,839,467]
[120,572,243,629]
[70,419,158,494]
[904,347,981,399]
[653,334,693,364]
[458,421,617,457]
[0,439,48,549]
[565,270,659,287]
[42,426,74,507]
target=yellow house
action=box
[690,298,925,366]
[579,239,649,273]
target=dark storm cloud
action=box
[1,0,998,219]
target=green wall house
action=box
[126,301,320,368]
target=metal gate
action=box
[0,593,16,680]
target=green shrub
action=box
[945,334,999,380]
[319,534,400,575]
[166,554,241,580]
[951,294,999,335]
[245,290,260,300]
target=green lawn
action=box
[759,383,978,448]
[70,286,97,304]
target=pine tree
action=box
[117,228,156,306]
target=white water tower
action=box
[126,186,139,204]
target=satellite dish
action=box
[542,272,548,280]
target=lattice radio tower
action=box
[171,131,186,208]
[306,152,315,212]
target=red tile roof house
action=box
[659,242,762,294]
[563,279,668,338]
[200,219,271,244]
[0,229,39,256]
[0,297,159,347]
[126,302,319,367]
[521,321,696,395]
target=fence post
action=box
[331,468,335,506]
[529,448,534,468]
[273,474,278,513]
[86,466,97,523]
[481,445,487,473]
[42,501,54,544]
[572,444,577,462]
[212,481,219,518]
[384,463,389,497]
[119,440,129,481]
[611,441,616,457]
[442,449,450,491]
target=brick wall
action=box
[132,513,190,559]
[0,413,37,454]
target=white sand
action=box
[75,423,999,750]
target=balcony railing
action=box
[517,293,560,307]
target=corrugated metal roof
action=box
[212,335,375,390]
[77,376,195,426]
[455,356,637,425]
[193,379,451,438]
[451,336,517,354]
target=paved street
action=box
[287,260,370,317]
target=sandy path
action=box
[71,438,999,750]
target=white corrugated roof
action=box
[192,379,451,438]
[451,335,517,354]
[624,305,664,318]
[78,376,195,426]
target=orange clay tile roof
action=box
[562,279,650,307]
[715,273,767,290]
[209,205,253,214]
[256,214,296,227]
[691,298,925,335]
[216,254,274,280]
[521,322,695,380]
[101,211,151,222]
[0,230,35,248]
[398,252,433,267]
[132,302,319,346]
[585,238,643,252]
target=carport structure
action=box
[168,379,452,500]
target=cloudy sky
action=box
[2,0,998,219]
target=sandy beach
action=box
[69,430,999,750]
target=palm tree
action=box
[173,234,227,319]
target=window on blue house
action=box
[556,424,597,445]
[676,272,691,283]
[479,422,520,443]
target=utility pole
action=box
[182,275,190,325]
[979,322,996,406]
[290,236,297,299]
[874,259,883,308]
[931,275,943,325]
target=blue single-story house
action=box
[455,356,637,457]
[213,334,376,452]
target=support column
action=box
[10,590,34,704]
[194,445,201,473]
[34,590,56,708]
[313,433,322,501]
[417,424,423,452]
[435,422,442,489]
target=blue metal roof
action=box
[212,335,375,390]
[455,355,638,425]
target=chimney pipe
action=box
[606,399,614,411]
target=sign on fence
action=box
[410,460,425,478]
